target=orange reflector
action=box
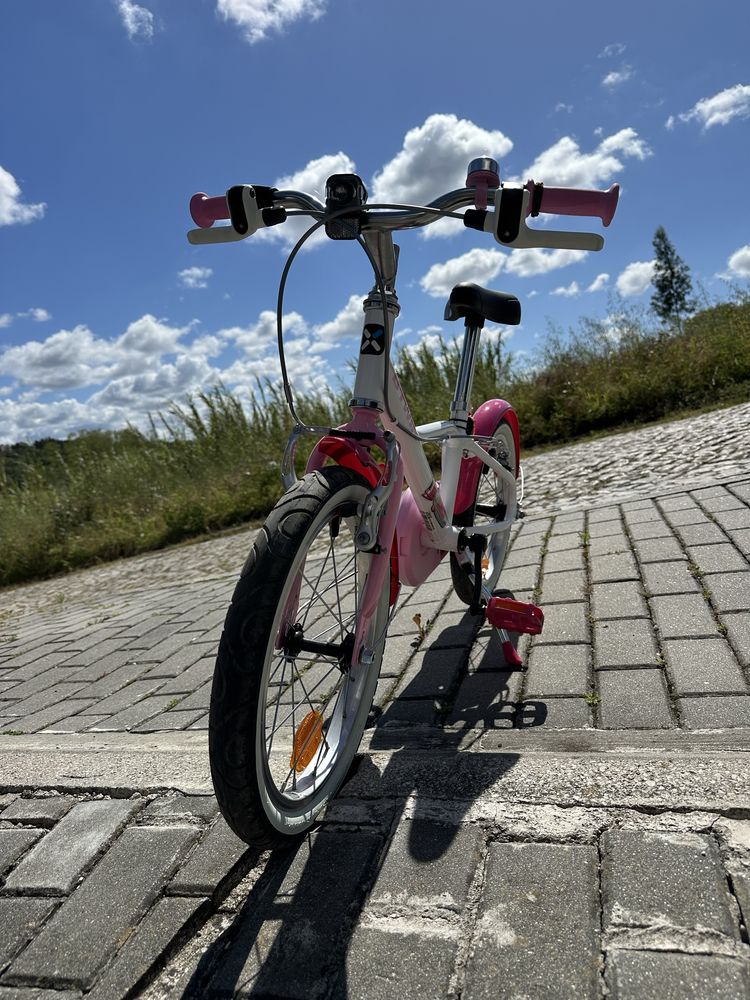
[482,556,490,571]
[291,710,324,773]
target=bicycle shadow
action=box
[181,612,548,997]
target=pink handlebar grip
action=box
[190,192,230,229]
[526,182,620,227]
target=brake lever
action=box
[483,187,604,252]
[187,185,285,245]
[187,224,249,245]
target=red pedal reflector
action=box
[486,597,544,635]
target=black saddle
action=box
[444,282,521,327]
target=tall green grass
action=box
[1,298,748,588]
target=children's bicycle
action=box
[187,156,619,847]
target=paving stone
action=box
[540,569,586,603]
[662,638,748,694]
[339,926,457,1000]
[0,829,44,877]
[606,951,750,1000]
[587,506,620,524]
[728,528,750,556]
[1,668,84,705]
[4,683,88,719]
[68,661,148,698]
[686,543,749,575]
[588,532,630,556]
[470,626,529,672]
[86,896,206,1000]
[642,560,700,596]
[676,522,728,546]
[627,519,673,540]
[4,800,139,894]
[601,829,738,936]
[678,695,750,729]
[142,794,219,823]
[722,612,750,667]
[591,581,648,620]
[463,843,599,1000]
[393,647,464,700]
[78,679,166,716]
[445,670,520,729]
[517,696,592,729]
[132,708,206,733]
[632,535,687,564]
[6,825,199,990]
[534,602,589,644]
[525,645,590,696]
[543,547,584,573]
[703,571,750,613]
[1,796,75,827]
[3,699,96,735]
[141,641,211,679]
[369,818,481,907]
[651,593,718,639]
[90,695,176,732]
[664,506,712,526]
[622,503,661,524]
[168,817,250,896]
[378,698,439,726]
[588,519,627,539]
[546,532,582,552]
[58,637,133,668]
[156,657,215,695]
[496,565,538,594]
[202,830,382,999]
[713,507,750,531]
[589,551,639,584]
[0,898,57,968]
[42,713,108,733]
[594,619,659,668]
[598,669,673,729]
[425,609,481,651]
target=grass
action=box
[1,296,749,590]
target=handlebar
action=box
[187,171,620,250]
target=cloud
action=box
[22,307,51,322]
[179,266,213,289]
[420,248,505,298]
[256,151,355,249]
[727,244,750,279]
[117,0,154,40]
[602,66,633,88]
[372,114,513,238]
[0,165,46,226]
[616,260,655,297]
[310,294,364,353]
[587,273,609,292]
[0,314,13,329]
[599,42,626,58]
[216,0,326,43]
[401,326,445,362]
[550,281,580,297]
[505,248,586,277]
[555,103,574,114]
[670,84,750,130]
[519,128,650,186]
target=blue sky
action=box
[1,0,749,444]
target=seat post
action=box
[450,312,483,423]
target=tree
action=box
[651,226,694,325]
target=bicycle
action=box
[187,156,619,847]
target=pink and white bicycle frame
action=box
[282,235,521,669]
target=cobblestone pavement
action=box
[0,410,749,997]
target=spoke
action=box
[299,537,334,630]
[282,673,345,792]
[330,539,345,643]
[268,661,342,738]
[295,557,357,616]
[266,654,289,756]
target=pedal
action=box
[485,596,544,635]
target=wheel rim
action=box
[475,423,517,588]
[256,485,383,817]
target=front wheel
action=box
[450,419,518,604]
[209,467,389,848]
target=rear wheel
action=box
[209,467,389,847]
[450,420,517,604]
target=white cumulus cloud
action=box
[727,244,750,279]
[616,260,655,297]
[420,248,505,298]
[669,84,750,130]
[520,128,650,187]
[310,294,364,353]
[587,273,610,293]
[505,248,586,278]
[179,266,213,289]
[117,0,154,40]
[0,314,13,329]
[602,67,633,88]
[550,281,580,297]
[0,165,46,226]
[217,0,326,43]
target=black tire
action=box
[209,467,389,848]
[450,420,518,604]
